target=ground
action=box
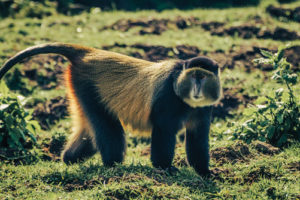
[0,0,300,199]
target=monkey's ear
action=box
[185,56,219,74]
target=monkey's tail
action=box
[0,43,92,80]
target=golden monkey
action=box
[0,43,221,175]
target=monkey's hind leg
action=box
[72,80,126,167]
[62,66,97,164]
[62,127,97,164]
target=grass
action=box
[0,0,300,199]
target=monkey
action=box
[0,43,221,176]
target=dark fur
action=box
[150,66,213,174]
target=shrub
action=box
[0,81,41,162]
[231,46,300,147]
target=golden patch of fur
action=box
[68,48,177,136]
[64,65,95,147]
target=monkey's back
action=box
[70,49,176,135]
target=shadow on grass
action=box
[41,163,219,195]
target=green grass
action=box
[0,0,300,199]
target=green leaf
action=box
[260,49,273,59]
[277,134,287,147]
[27,120,41,133]
[267,125,275,139]
[275,88,284,97]
[276,49,285,62]
[8,130,22,148]
[278,113,284,124]
[257,104,268,113]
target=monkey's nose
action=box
[193,95,203,99]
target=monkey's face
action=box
[174,58,221,108]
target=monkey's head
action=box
[173,56,222,108]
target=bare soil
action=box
[209,24,300,41]
[103,16,300,40]
[252,141,280,155]
[244,166,276,183]
[103,43,201,61]
[32,96,68,130]
[21,55,66,89]
[210,141,251,165]
[102,16,201,35]
[267,5,300,23]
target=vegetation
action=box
[0,0,299,199]
[0,82,40,163]
[232,47,300,147]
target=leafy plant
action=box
[231,46,300,147]
[0,81,41,162]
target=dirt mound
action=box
[244,166,276,183]
[263,27,300,41]
[64,178,101,192]
[211,141,251,165]
[213,83,258,118]
[131,44,172,60]
[208,24,300,41]
[230,46,275,71]
[102,16,201,35]
[252,141,280,155]
[134,44,200,60]
[210,167,235,183]
[33,96,68,130]
[285,45,300,71]
[206,51,234,70]
[267,5,300,22]
[103,43,201,61]
[201,21,225,31]
[212,25,260,39]
[213,88,241,118]
[21,54,67,89]
[41,132,67,161]
[229,45,300,71]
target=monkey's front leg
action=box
[185,107,212,176]
[151,126,177,170]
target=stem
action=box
[284,79,295,106]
